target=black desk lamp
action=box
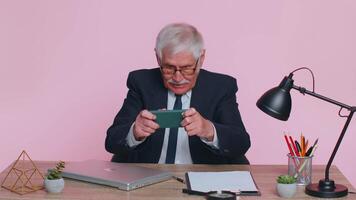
[256,67,356,198]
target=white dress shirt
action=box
[126,90,219,164]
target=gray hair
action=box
[155,23,204,60]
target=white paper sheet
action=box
[186,171,258,193]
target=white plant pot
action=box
[44,178,65,193]
[276,183,297,198]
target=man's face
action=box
[158,50,204,95]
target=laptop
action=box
[60,160,172,191]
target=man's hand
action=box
[181,108,214,141]
[133,110,160,141]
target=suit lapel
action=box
[151,70,168,110]
[189,70,208,163]
[149,70,168,162]
[191,70,206,115]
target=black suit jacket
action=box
[105,68,251,164]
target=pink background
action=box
[1,1,355,187]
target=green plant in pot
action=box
[44,161,65,193]
[276,175,297,198]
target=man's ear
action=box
[154,48,161,66]
[199,49,206,67]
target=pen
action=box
[224,190,259,196]
[284,135,294,156]
[284,135,299,168]
[301,134,305,156]
[310,144,318,157]
[312,138,319,147]
[173,176,185,184]
[305,146,313,156]
[182,188,209,196]
[289,136,300,157]
[295,141,302,156]
[304,139,309,156]
[305,138,318,156]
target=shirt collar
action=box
[168,90,192,103]
[168,90,191,97]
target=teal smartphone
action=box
[150,109,186,128]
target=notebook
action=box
[60,160,172,191]
[185,171,260,196]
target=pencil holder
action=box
[287,154,313,185]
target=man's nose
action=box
[172,70,184,82]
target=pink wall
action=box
[1,1,355,187]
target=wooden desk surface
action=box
[0,161,355,199]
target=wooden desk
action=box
[0,161,355,199]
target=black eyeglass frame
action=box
[158,57,200,77]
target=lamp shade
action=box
[256,75,294,121]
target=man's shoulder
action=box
[126,68,164,90]
[129,68,161,79]
[127,68,162,83]
[200,69,236,83]
[197,69,238,93]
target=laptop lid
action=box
[61,160,172,191]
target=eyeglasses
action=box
[160,58,200,76]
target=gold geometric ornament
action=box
[1,150,44,195]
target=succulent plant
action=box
[47,161,65,180]
[277,175,297,184]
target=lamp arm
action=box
[292,84,356,180]
[323,110,355,180]
[292,85,352,110]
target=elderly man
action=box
[105,23,250,164]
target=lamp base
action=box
[305,179,348,198]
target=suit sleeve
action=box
[105,72,144,155]
[211,78,251,159]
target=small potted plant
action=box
[276,175,297,198]
[44,161,65,193]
